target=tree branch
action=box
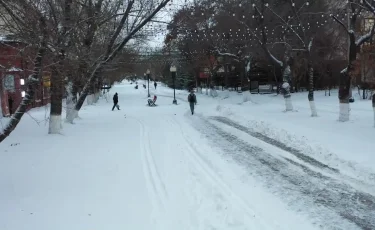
[0,0,27,29]
[332,15,350,34]
[106,0,135,54]
[356,23,375,47]
[362,0,375,14]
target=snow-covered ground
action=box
[0,81,374,230]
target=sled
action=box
[148,96,157,106]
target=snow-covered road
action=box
[1,82,374,230]
[121,108,313,229]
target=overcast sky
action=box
[147,0,193,48]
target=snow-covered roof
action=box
[0,34,22,43]
[7,67,23,72]
[0,35,12,42]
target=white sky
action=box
[147,0,193,48]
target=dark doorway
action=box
[8,96,13,115]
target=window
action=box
[3,74,15,91]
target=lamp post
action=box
[146,69,151,97]
[170,65,177,104]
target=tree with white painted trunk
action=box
[65,0,127,121]
[249,0,331,115]
[243,58,253,103]
[1,0,68,134]
[248,1,294,112]
[66,0,171,124]
[332,0,375,122]
[45,0,74,134]
[202,0,294,110]
[268,2,319,116]
[64,0,148,119]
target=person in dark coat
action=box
[112,92,120,111]
[154,81,157,89]
[187,90,197,115]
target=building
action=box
[0,35,50,117]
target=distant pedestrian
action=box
[112,92,120,111]
[187,90,197,115]
[154,81,157,89]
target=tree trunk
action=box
[66,81,80,121]
[65,81,74,120]
[338,26,358,121]
[94,80,100,103]
[48,65,63,134]
[339,34,356,122]
[205,78,209,95]
[281,65,293,111]
[50,0,71,130]
[363,88,366,100]
[66,68,100,123]
[308,62,318,117]
[72,82,78,103]
[243,90,252,102]
[94,78,102,103]
[338,70,351,122]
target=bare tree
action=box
[66,0,172,123]
[262,0,328,116]
[44,0,74,134]
[244,0,295,112]
[165,0,252,97]
[65,0,124,120]
[332,0,375,122]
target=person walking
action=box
[187,90,197,115]
[112,92,120,111]
[154,81,157,89]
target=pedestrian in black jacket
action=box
[187,90,197,115]
[112,92,120,111]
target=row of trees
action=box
[0,0,173,142]
[164,0,375,123]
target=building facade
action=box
[0,35,50,117]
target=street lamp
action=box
[146,69,151,97]
[170,65,177,104]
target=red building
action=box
[197,56,218,85]
[0,35,50,117]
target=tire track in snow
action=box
[169,117,282,230]
[136,118,169,225]
[185,114,375,230]
[210,116,339,173]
